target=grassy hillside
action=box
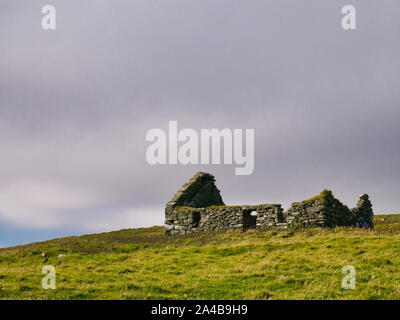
[0,214,399,300]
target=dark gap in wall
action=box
[192,211,201,228]
[243,210,257,230]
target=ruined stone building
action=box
[164,172,374,235]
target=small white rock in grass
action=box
[58,254,66,258]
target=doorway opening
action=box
[192,211,201,228]
[243,210,257,230]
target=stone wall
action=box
[351,194,374,228]
[165,172,224,219]
[285,190,374,229]
[165,204,284,235]
[164,172,374,235]
[255,204,285,229]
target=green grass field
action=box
[0,214,399,300]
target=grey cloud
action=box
[0,1,399,233]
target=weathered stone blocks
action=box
[285,190,374,229]
[164,173,374,235]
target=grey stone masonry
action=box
[165,172,224,219]
[164,172,374,235]
[282,191,374,229]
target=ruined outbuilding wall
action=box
[165,172,224,218]
[285,190,374,229]
[350,194,374,228]
[165,204,284,235]
[164,172,374,235]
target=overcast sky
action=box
[0,1,399,246]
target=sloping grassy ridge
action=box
[0,214,399,300]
